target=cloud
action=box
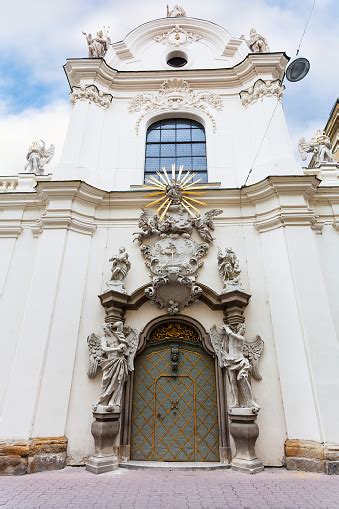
[0,0,337,173]
[0,101,70,175]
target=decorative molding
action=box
[128,78,223,133]
[240,79,284,107]
[32,216,97,237]
[154,25,201,47]
[70,85,113,109]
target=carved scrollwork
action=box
[129,78,223,133]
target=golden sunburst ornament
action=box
[143,164,207,220]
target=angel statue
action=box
[193,209,223,244]
[83,29,111,58]
[243,28,270,53]
[107,247,131,293]
[167,4,186,17]
[24,140,55,175]
[209,323,264,413]
[133,209,160,243]
[217,247,242,293]
[87,321,139,412]
[298,130,335,166]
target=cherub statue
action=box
[133,209,159,243]
[24,140,55,175]
[217,247,242,293]
[167,4,186,17]
[87,321,139,412]
[193,209,223,244]
[83,29,111,58]
[243,28,269,53]
[209,323,264,412]
[107,247,131,293]
[298,130,335,166]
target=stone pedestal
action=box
[228,408,264,474]
[86,411,121,474]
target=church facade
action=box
[1,9,339,475]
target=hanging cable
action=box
[296,0,316,55]
[241,0,316,188]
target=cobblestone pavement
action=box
[0,467,339,509]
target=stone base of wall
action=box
[285,440,339,474]
[0,437,67,475]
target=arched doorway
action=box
[129,319,222,462]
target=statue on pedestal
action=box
[106,247,131,293]
[87,322,139,412]
[83,29,111,58]
[209,323,264,412]
[24,140,55,175]
[298,130,335,166]
[243,28,269,53]
[217,247,242,293]
[167,4,186,17]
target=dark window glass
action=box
[144,119,207,182]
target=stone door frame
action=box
[120,315,231,463]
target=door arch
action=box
[122,317,230,462]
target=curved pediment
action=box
[105,17,251,71]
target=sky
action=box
[0,0,338,174]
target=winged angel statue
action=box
[209,324,264,412]
[24,140,55,174]
[87,321,139,412]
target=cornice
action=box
[1,176,339,235]
[63,53,288,92]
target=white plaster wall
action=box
[57,91,300,191]
[59,214,287,466]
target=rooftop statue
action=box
[83,29,111,58]
[298,130,335,166]
[167,4,186,17]
[24,139,55,175]
[87,322,139,412]
[242,28,270,53]
[209,324,264,412]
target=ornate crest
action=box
[135,166,222,314]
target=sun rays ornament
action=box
[143,164,207,220]
[134,164,222,315]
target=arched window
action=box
[144,119,207,182]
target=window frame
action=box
[144,118,208,183]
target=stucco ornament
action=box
[218,247,243,293]
[209,324,264,413]
[134,166,222,314]
[87,321,139,412]
[243,28,270,53]
[240,79,284,107]
[129,78,223,133]
[298,130,335,166]
[154,25,201,47]
[24,140,55,175]
[167,4,187,17]
[83,29,111,58]
[106,247,131,294]
[70,85,113,109]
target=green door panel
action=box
[131,337,219,462]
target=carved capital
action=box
[240,79,284,107]
[70,85,113,109]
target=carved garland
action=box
[129,79,223,133]
[239,79,285,108]
[154,25,202,47]
[70,85,113,109]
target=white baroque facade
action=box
[1,12,339,475]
